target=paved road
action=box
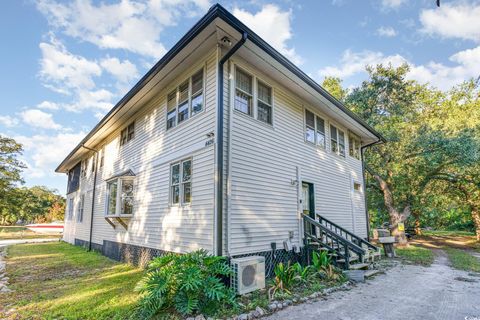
[266,252,480,320]
[0,238,60,248]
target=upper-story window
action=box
[316,116,326,148]
[170,158,192,205]
[234,66,273,125]
[235,68,253,115]
[257,81,272,125]
[330,124,346,157]
[120,122,135,146]
[99,146,105,168]
[349,134,361,160]
[77,194,84,223]
[81,160,87,178]
[305,109,326,148]
[106,177,134,216]
[305,110,315,144]
[166,69,204,130]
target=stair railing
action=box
[315,213,379,252]
[303,215,365,269]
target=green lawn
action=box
[396,245,435,266]
[421,230,476,237]
[0,226,61,240]
[0,242,144,320]
[444,247,480,273]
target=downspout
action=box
[216,32,248,256]
[81,145,98,252]
[360,139,383,241]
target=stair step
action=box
[349,263,369,270]
[336,256,359,264]
[364,269,381,278]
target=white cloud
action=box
[36,0,211,58]
[376,26,397,37]
[37,100,60,110]
[20,109,62,130]
[233,4,303,65]
[0,115,19,128]
[408,46,480,89]
[420,2,480,42]
[16,132,86,178]
[100,57,139,84]
[39,36,114,112]
[319,49,407,79]
[381,0,406,9]
[39,36,102,93]
[318,46,480,90]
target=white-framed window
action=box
[120,122,135,146]
[305,109,326,148]
[234,66,274,125]
[257,80,273,125]
[105,177,134,216]
[77,194,84,222]
[170,158,192,205]
[305,110,315,144]
[67,198,74,220]
[99,146,105,168]
[166,68,204,130]
[349,134,361,160]
[235,68,253,116]
[80,160,87,179]
[330,124,346,157]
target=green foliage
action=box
[445,247,480,272]
[396,246,435,266]
[135,249,236,318]
[321,77,348,102]
[341,64,480,239]
[268,262,296,299]
[292,262,313,283]
[311,250,331,271]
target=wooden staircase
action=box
[303,214,381,271]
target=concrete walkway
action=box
[0,238,60,248]
[266,253,480,320]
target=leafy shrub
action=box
[292,262,312,283]
[311,251,343,281]
[268,262,296,299]
[311,250,331,272]
[135,249,236,318]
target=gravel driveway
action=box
[265,252,480,320]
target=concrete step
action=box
[364,269,381,278]
[336,255,359,264]
[349,263,369,270]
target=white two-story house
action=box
[56,4,384,271]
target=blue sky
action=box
[0,0,479,194]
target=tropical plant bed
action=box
[136,250,350,319]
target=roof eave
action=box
[56,3,385,173]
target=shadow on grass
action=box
[1,242,145,320]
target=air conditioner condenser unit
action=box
[231,256,266,295]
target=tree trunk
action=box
[471,209,480,242]
[412,211,422,235]
[369,169,410,245]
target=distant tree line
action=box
[0,135,65,225]
[323,64,480,243]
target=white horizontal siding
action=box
[227,58,368,256]
[66,49,217,254]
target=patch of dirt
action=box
[411,234,479,251]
